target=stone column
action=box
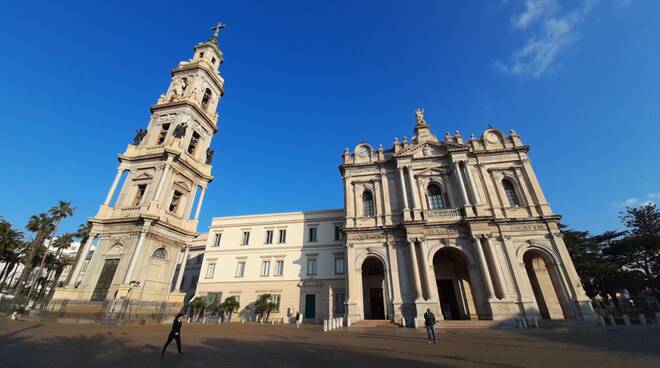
[520,157,551,214]
[174,245,190,291]
[67,233,96,286]
[484,236,507,298]
[408,240,424,301]
[385,240,402,309]
[398,167,409,212]
[193,185,207,220]
[373,181,382,225]
[473,236,495,300]
[463,162,480,205]
[418,241,435,301]
[124,230,148,284]
[104,169,125,206]
[379,170,392,225]
[153,161,172,202]
[343,176,354,227]
[453,162,470,206]
[406,166,420,210]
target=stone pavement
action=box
[0,320,658,368]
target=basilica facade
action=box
[338,110,597,326]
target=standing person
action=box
[424,308,437,344]
[162,313,185,356]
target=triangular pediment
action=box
[396,142,458,158]
[416,167,450,177]
[133,172,154,181]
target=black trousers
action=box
[426,326,436,341]
[162,332,182,353]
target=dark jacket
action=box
[424,311,436,327]
[170,318,182,334]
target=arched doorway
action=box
[361,256,386,319]
[523,250,566,320]
[432,248,478,320]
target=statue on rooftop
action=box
[133,128,147,145]
[415,108,426,125]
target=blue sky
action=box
[0,0,658,236]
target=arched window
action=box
[427,184,446,209]
[152,247,167,259]
[502,179,521,207]
[201,88,212,109]
[362,190,375,217]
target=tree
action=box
[255,294,278,322]
[607,203,660,294]
[14,213,54,303]
[42,233,75,305]
[0,220,24,287]
[64,222,93,285]
[27,201,75,303]
[188,296,207,321]
[220,296,240,322]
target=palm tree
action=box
[0,220,24,288]
[42,254,75,306]
[27,201,75,304]
[14,213,54,303]
[221,296,240,322]
[64,222,92,285]
[41,233,74,305]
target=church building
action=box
[51,27,598,327]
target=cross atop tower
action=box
[211,22,227,40]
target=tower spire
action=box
[210,22,227,44]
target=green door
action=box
[90,259,119,302]
[304,294,316,319]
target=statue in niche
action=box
[205,147,214,164]
[415,108,426,124]
[422,145,432,157]
[173,122,188,138]
[133,128,147,145]
[169,77,189,101]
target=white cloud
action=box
[496,0,597,78]
[511,0,558,29]
[613,193,659,207]
[618,0,634,8]
[648,192,660,200]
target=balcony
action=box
[423,208,463,221]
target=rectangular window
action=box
[212,233,222,247]
[278,229,286,244]
[271,294,281,312]
[334,226,343,241]
[334,292,345,313]
[132,184,147,207]
[275,260,284,276]
[235,261,246,278]
[307,258,317,275]
[260,260,270,277]
[308,227,317,242]
[335,258,344,274]
[207,292,221,306]
[169,190,183,213]
[187,131,200,155]
[157,123,170,145]
[205,263,215,279]
[241,231,250,246]
[265,230,273,244]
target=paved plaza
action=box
[0,320,658,368]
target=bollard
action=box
[608,315,616,326]
[203,317,207,324]
[598,316,606,327]
[323,320,328,332]
[400,317,406,328]
[271,319,275,325]
[622,314,631,326]
[347,316,351,327]
[241,317,245,324]
[340,317,344,327]
[639,314,647,325]
[414,318,419,329]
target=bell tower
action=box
[54,25,226,304]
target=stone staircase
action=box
[436,320,505,329]
[352,319,400,328]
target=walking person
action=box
[162,313,185,356]
[424,308,437,344]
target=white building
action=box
[194,210,345,323]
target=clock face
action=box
[357,146,370,157]
[486,132,499,143]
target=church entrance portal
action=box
[90,259,119,302]
[362,257,386,320]
[433,248,478,320]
